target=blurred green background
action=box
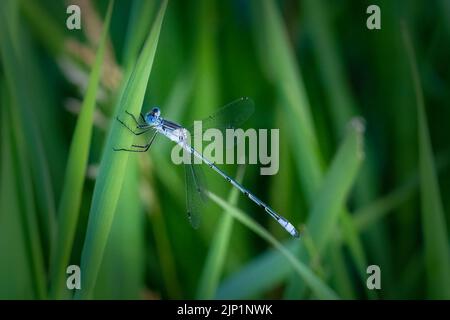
[0,0,449,299]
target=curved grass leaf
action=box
[252,0,323,202]
[253,0,373,299]
[3,90,46,299]
[353,177,418,231]
[339,211,377,299]
[208,192,338,300]
[353,152,449,233]
[329,243,356,299]
[142,70,195,299]
[0,0,56,257]
[217,118,364,299]
[303,0,378,213]
[284,119,366,298]
[19,0,65,57]
[196,166,245,299]
[75,0,168,299]
[122,0,156,71]
[94,159,144,299]
[402,24,450,299]
[0,88,34,299]
[49,1,114,299]
[303,0,356,131]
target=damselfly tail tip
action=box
[280,219,300,238]
[289,226,300,238]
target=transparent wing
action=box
[184,159,208,229]
[186,97,255,137]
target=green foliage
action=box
[402,24,450,299]
[74,0,168,299]
[48,1,114,299]
[0,0,448,300]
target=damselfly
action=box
[114,97,299,238]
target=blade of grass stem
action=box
[0,90,34,299]
[49,1,114,299]
[218,119,364,298]
[402,23,450,299]
[75,0,168,299]
[0,0,57,257]
[197,166,245,299]
[4,91,46,299]
[208,192,339,300]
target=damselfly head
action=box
[145,107,161,125]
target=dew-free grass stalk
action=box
[94,159,144,299]
[217,119,364,298]
[0,0,57,257]
[49,1,114,299]
[4,95,47,299]
[252,0,372,299]
[352,152,449,232]
[252,0,324,202]
[0,91,42,299]
[140,156,183,299]
[402,23,450,299]
[208,192,339,300]
[19,0,65,57]
[197,166,245,299]
[284,118,366,298]
[75,0,168,299]
[122,0,156,72]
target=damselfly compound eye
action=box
[151,107,161,117]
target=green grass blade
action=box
[216,239,297,299]
[196,167,245,299]
[303,0,377,206]
[328,243,356,299]
[139,70,194,299]
[192,0,220,117]
[252,0,324,201]
[94,159,144,299]
[253,0,373,299]
[353,177,418,231]
[208,192,339,300]
[284,119,365,298]
[3,88,46,299]
[402,24,450,299]
[217,119,364,298]
[303,0,356,131]
[0,0,57,256]
[144,171,183,299]
[74,0,168,299]
[0,88,34,299]
[49,1,114,299]
[122,0,156,70]
[305,119,365,251]
[339,212,377,299]
[353,152,449,233]
[19,0,65,57]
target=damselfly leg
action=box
[113,126,158,152]
[116,110,151,135]
[125,110,147,127]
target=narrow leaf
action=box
[197,167,245,299]
[402,24,450,299]
[218,118,365,298]
[208,192,339,300]
[49,1,114,299]
[75,0,168,299]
